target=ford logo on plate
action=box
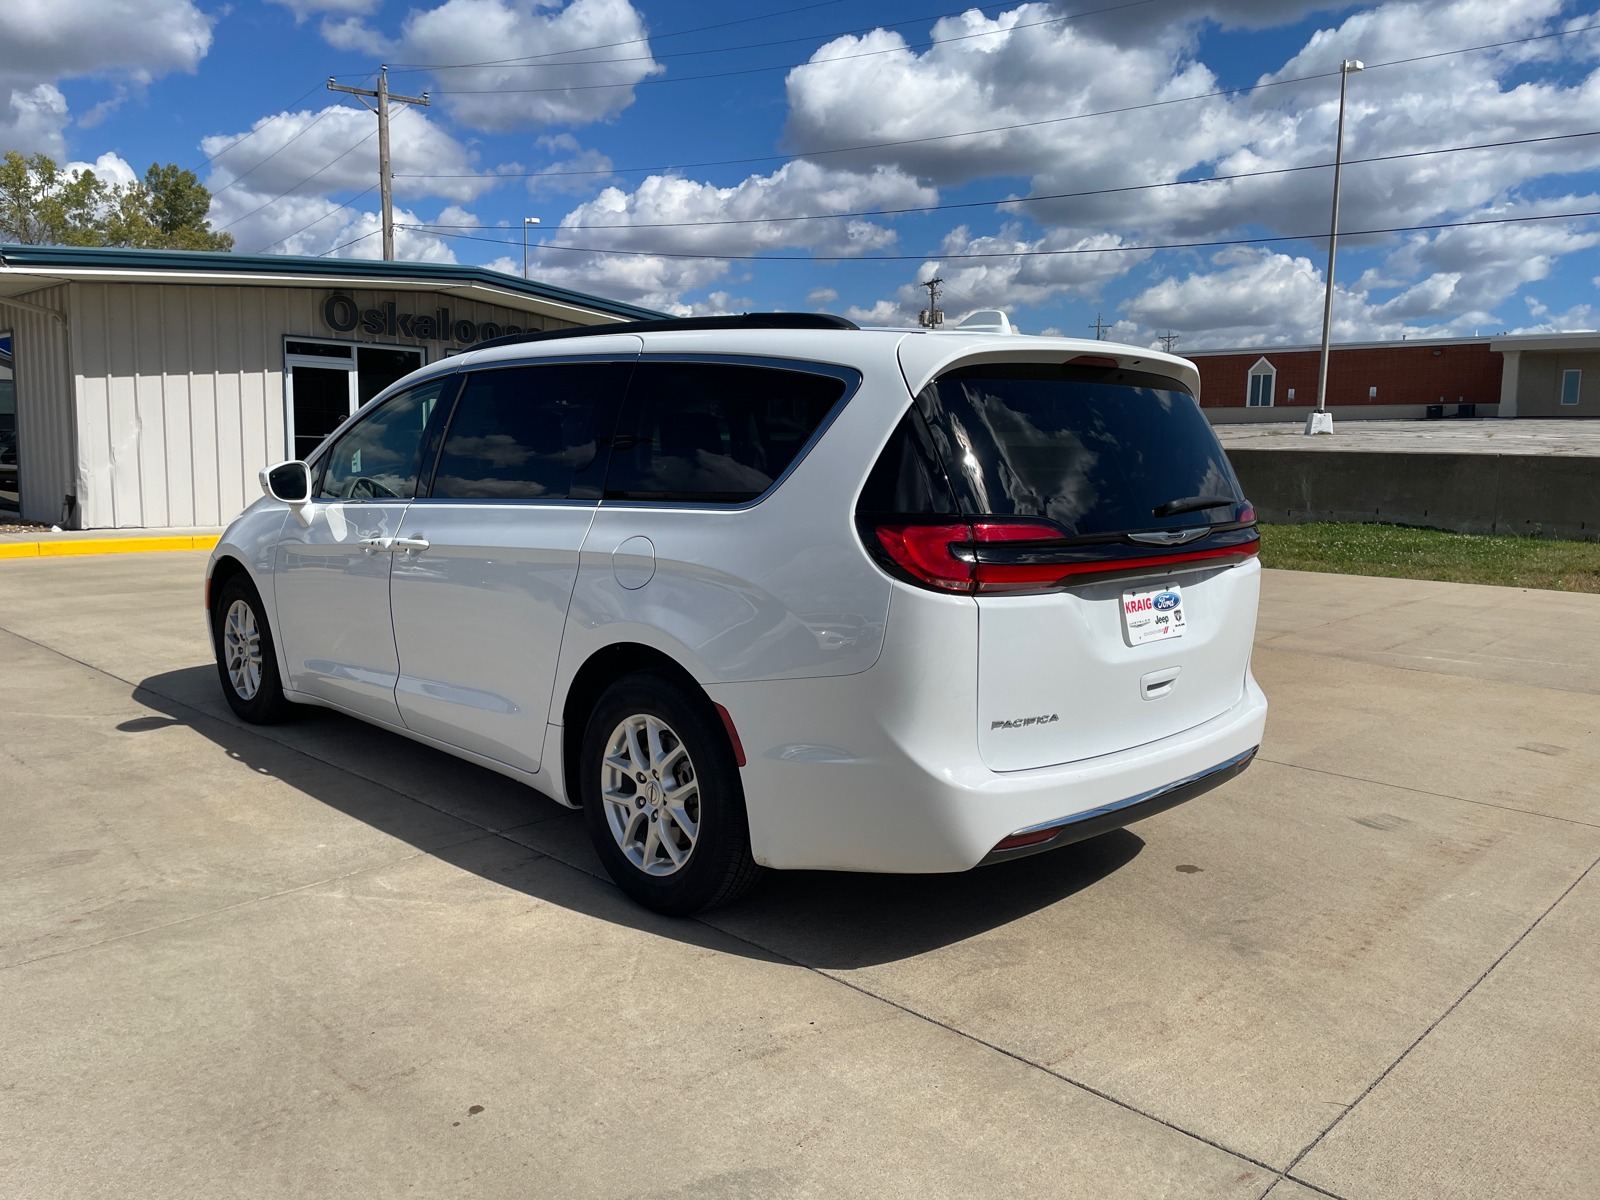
[1154,591,1181,611]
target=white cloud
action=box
[389,0,662,133]
[1,84,70,157]
[807,286,838,306]
[65,151,139,187]
[318,15,392,53]
[210,186,460,261]
[1,0,213,155]
[200,104,500,204]
[527,133,614,197]
[552,160,934,258]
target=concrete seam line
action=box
[693,916,1319,1190]
[1253,848,1600,1200]
[0,536,221,559]
[1256,755,1600,831]
[1257,643,1600,698]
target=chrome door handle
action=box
[358,535,394,555]
[391,535,430,554]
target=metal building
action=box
[0,245,660,529]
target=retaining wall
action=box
[1227,449,1600,541]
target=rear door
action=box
[911,362,1259,771]
[387,354,635,772]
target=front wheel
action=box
[581,671,762,915]
[211,574,293,724]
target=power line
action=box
[427,11,1599,96]
[392,0,1152,74]
[383,0,853,73]
[209,103,352,199]
[257,185,377,253]
[217,128,378,232]
[400,127,1600,232]
[398,21,1600,180]
[430,0,1159,93]
[317,226,385,257]
[397,207,1600,262]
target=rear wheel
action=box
[211,574,293,724]
[581,671,762,915]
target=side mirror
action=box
[259,461,315,525]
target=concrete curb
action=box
[0,535,220,560]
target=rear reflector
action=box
[993,824,1067,851]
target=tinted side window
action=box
[429,362,630,501]
[605,362,849,504]
[317,377,451,500]
[855,407,960,517]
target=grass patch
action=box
[1257,523,1600,593]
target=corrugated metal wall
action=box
[0,285,75,526]
[71,282,571,529]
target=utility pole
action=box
[522,217,541,279]
[1089,312,1111,340]
[917,277,944,328]
[1158,330,1180,352]
[328,67,430,262]
[1310,58,1363,435]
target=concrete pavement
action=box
[1,553,1596,1198]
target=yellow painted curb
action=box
[0,535,220,560]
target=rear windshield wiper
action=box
[1153,495,1235,518]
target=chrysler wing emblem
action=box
[1127,528,1210,546]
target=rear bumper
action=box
[976,745,1257,867]
[710,668,1268,873]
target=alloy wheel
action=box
[223,599,263,700]
[600,714,701,876]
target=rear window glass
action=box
[430,362,629,501]
[605,361,851,504]
[916,364,1243,536]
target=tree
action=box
[0,151,233,251]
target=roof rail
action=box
[475,311,859,351]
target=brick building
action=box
[1187,331,1600,421]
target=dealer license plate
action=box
[1122,583,1186,645]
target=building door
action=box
[284,338,424,462]
[0,331,16,516]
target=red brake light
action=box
[871,521,1257,594]
[874,523,973,591]
[1067,355,1119,368]
[1239,503,1256,524]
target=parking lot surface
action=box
[2,554,1597,1199]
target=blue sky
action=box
[6,0,1600,346]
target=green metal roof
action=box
[0,244,666,323]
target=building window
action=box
[1286,388,1295,400]
[1247,358,1275,407]
[1562,369,1581,406]
[1369,386,1378,398]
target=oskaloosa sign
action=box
[322,294,528,345]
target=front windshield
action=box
[916,364,1243,537]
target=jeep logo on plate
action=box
[991,714,1060,730]
[1153,591,1181,611]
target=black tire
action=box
[211,574,294,725]
[581,670,763,915]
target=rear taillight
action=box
[873,523,973,592]
[1239,503,1256,524]
[869,520,1258,595]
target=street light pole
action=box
[523,217,540,279]
[1309,58,1363,436]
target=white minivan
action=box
[209,313,1266,914]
